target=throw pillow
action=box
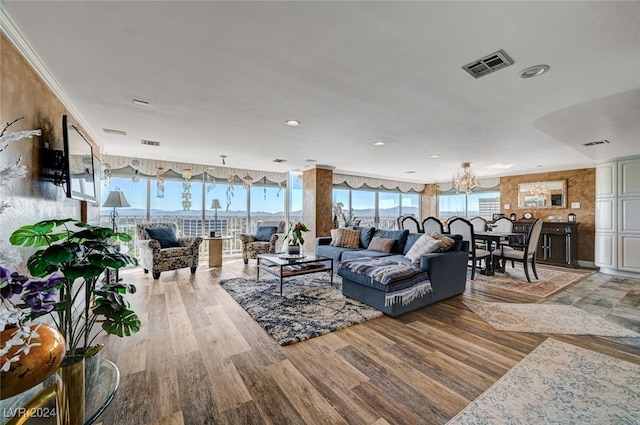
[255,226,278,242]
[404,234,442,264]
[146,226,180,249]
[332,228,361,249]
[367,237,395,253]
[430,233,456,252]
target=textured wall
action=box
[500,168,595,262]
[0,34,99,268]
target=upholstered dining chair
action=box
[396,216,405,230]
[491,217,519,247]
[492,218,543,283]
[448,217,490,280]
[422,216,444,235]
[137,222,203,279]
[239,220,286,264]
[469,216,487,233]
[400,216,422,233]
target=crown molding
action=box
[0,11,103,150]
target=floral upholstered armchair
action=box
[136,222,203,279]
[239,220,286,264]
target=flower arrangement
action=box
[1,218,140,373]
[286,222,309,246]
[332,202,357,227]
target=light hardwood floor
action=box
[95,258,640,425]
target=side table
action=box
[203,237,232,267]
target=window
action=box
[332,187,420,229]
[438,190,500,220]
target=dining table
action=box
[474,231,523,276]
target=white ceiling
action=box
[3,1,639,184]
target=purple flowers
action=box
[0,266,62,314]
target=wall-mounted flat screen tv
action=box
[63,115,97,204]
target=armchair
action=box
[136,222,203,279]
[239,220,286,264]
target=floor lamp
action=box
[210,199,221,237]
[102,188,130,283]
[102,188,131,233]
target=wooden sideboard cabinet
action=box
[513,221,579,267]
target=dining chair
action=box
[448,217,490,280]
[396,216,405,230]
[400,216,422,233]
[491,218,543,283]
[491,217,519,246]
[422,216,444,235]
[469,216,487,232]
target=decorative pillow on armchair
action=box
[404,234,442,263]
[255,226,278,242]
[146,227,180,248]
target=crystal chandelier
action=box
[530,183,549,202]
[452,162,479,195]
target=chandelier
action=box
[452,162,479,195]
[530,183,549,202]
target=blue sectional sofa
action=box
[315,227,469,317]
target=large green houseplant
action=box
[7,218,141,356]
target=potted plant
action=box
[1,218,139,420]
[285,222,309,255]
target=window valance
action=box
[333,173,425,193]
[102,155,288,183]
[438,177,500,194]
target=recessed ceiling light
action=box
[536,164,544,168]
[429,154,440,159]
[305,159,317,162]
[103,128,127,136]
[520,65,550,79]
[373,140,386,146]
[133,99,150,106]
[404,171,417,174]
[285,120,301,127]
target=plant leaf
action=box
[42,245,74,264]
[100,309,141,337]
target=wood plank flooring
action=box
[95,258,640,425]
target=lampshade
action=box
[210,199,221,210]
[102,189,131,208]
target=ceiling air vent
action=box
[141,139,160,146]
[583,140,610,147]
[462,50,514,79]
[272,158,287,163]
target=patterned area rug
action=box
[219,275,383,346]
[446,338,640,424]
[463,299,640,337]
[469,264,591,298]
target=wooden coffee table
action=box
[256,252,333,295]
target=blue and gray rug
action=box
[447,338,640,424]
[219,274,383,345]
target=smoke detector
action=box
[462,50,514,79]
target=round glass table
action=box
[1,357,120,425]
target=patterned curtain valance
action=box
[438,177,500,193]
[102,155,289,183]
[333,173,425,193]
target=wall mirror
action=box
[517,180,566,208]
